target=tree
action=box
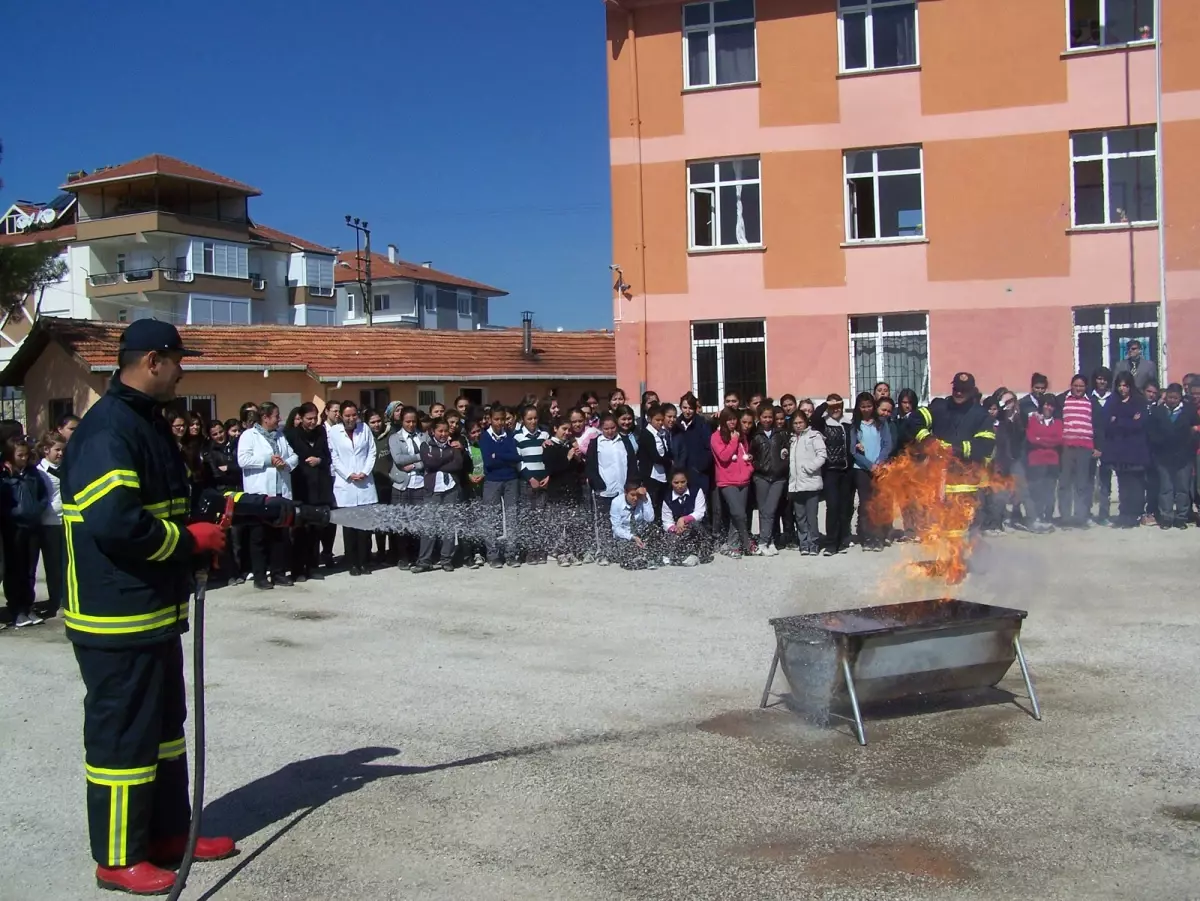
[0,243,66,320]
[0,137,68,319]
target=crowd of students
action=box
[3,356,1199,627]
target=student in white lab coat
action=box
[328,399,378,575]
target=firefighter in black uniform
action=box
[912,371,997,535]
[63,321,236,896]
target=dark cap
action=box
[951,372,976,392]
[119,320,201,357]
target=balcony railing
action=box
[78,205,250,225]
[89,267,195,287]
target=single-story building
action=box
[2,318,616,434]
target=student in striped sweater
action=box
[1058,374,1105,527]
[515,404,551,564]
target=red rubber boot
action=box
[148,834,238,865]
[95,861,177,895]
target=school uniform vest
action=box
[667,491,697,522]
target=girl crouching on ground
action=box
[660,468,712,566]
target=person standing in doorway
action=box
[1113,339,1157,393]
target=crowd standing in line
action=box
[4,348,1200,624]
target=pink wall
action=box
[611,50,1200,166]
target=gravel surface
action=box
[3,526,1199,901]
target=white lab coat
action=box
[328,422,378,508]
[238,426,298,499]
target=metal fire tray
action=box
[760,600,1041,745]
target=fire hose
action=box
[168,491,330,901]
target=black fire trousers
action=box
[74,637,190,867]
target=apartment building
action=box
[606,0,1200,406]
[336,245,508,329]
[0,154,338,363]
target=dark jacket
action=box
[1148,402,1199,469]
[918,396,996,464]
[0,465,48,530]
[585,434,637,493]
[637,425,673,485]
[992,416,1023,476]
[61,376,197,649]
[670,416,713,493]
[284,424,334,506]
[420,439,465,495]
[1102,395,1151,468]
[750,428,790,480]
[204,438,242,490]
[543,438,584,503]
[814,405,852,472]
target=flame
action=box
[867,442,1009,593]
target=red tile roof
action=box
[14,202,42,215]
[17,319,613,382]
[0,222,77,247]
[61,154,261,196]
[250,224,334,255]
[334,250,507,296]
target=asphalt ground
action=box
[2,525,1199,901]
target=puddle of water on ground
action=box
[266,637,300,648]
[806,840,976,883]
[697,705,1015,792]
[289,610,334,621]
[1162,804,1200,824]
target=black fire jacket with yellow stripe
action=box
[912,396,997,491]
[61,376,197,648]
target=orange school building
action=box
[606,0,1200,406]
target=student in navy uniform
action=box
[543,417,585,566]
[1148,382,1198,529]
[586,413,637,566]
[660,469,712,566]
[637,403,673,523]
[514,404,550,564]
[480,406,522,568]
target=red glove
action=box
[187,522,227,555]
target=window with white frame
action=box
[1069,0,1154,49]
[1071,127,1157,227]
[845,146,924,242]
[1073,304,1158,377]
[305,256,335,295]
[305,306,337,326]
[189,296,250,325]
[457,291,472,316]
[683,0,757,89]
[691,320,766,411]
[417,386,444,409]
[689,157,762,249]
[839,0,918,72]
[850,313,930,403]
[424,286,437,314]
[346,291,355,316]
[194,240,248,279]
[165,395,217,425]
[373,293,391,312]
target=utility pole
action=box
[345,215,373,326]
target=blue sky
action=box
[0,0,614,329]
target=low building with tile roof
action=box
[1,318,616,433]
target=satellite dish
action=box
[15,214,32,231]
[37,208,57,225]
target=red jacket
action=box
[1025,415,1063,467]
[711,430,753,488]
